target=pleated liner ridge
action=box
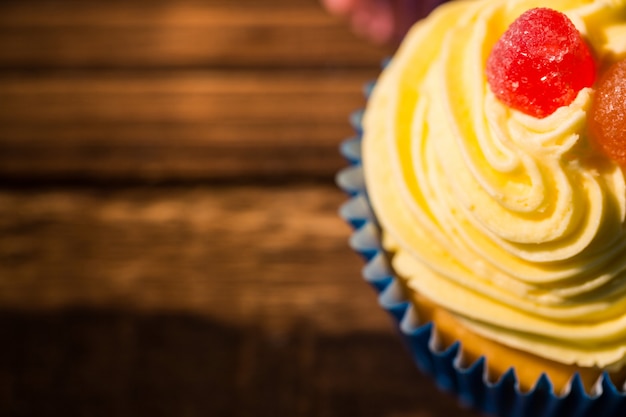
[336,76,626,417]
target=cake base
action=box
[398,274,626,394]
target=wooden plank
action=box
[0,185,383,333]
[0,184,480,417]
[0,70,373,181]
[0,71,370,123]
[0,0,389,69]
[0,310,478,417]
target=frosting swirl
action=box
[363,0,626,369]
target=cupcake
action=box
[338,0,626,415]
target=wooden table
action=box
[0,1,480,415]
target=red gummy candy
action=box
[589,59,626,165]
[486,8,596,118]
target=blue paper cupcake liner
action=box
[336,78,626,417]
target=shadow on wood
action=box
[0,308,481,417]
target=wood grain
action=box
[0,70,374,182]
[0,309,479,417]
[0,184,480,417]
[0,0,388,69]
[0,185,380,333]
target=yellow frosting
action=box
[363,0,626,369]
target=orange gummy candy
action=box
[589,60,626,165]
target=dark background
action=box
[0,0,480,415]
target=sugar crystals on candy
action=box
[486,8,596,118]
